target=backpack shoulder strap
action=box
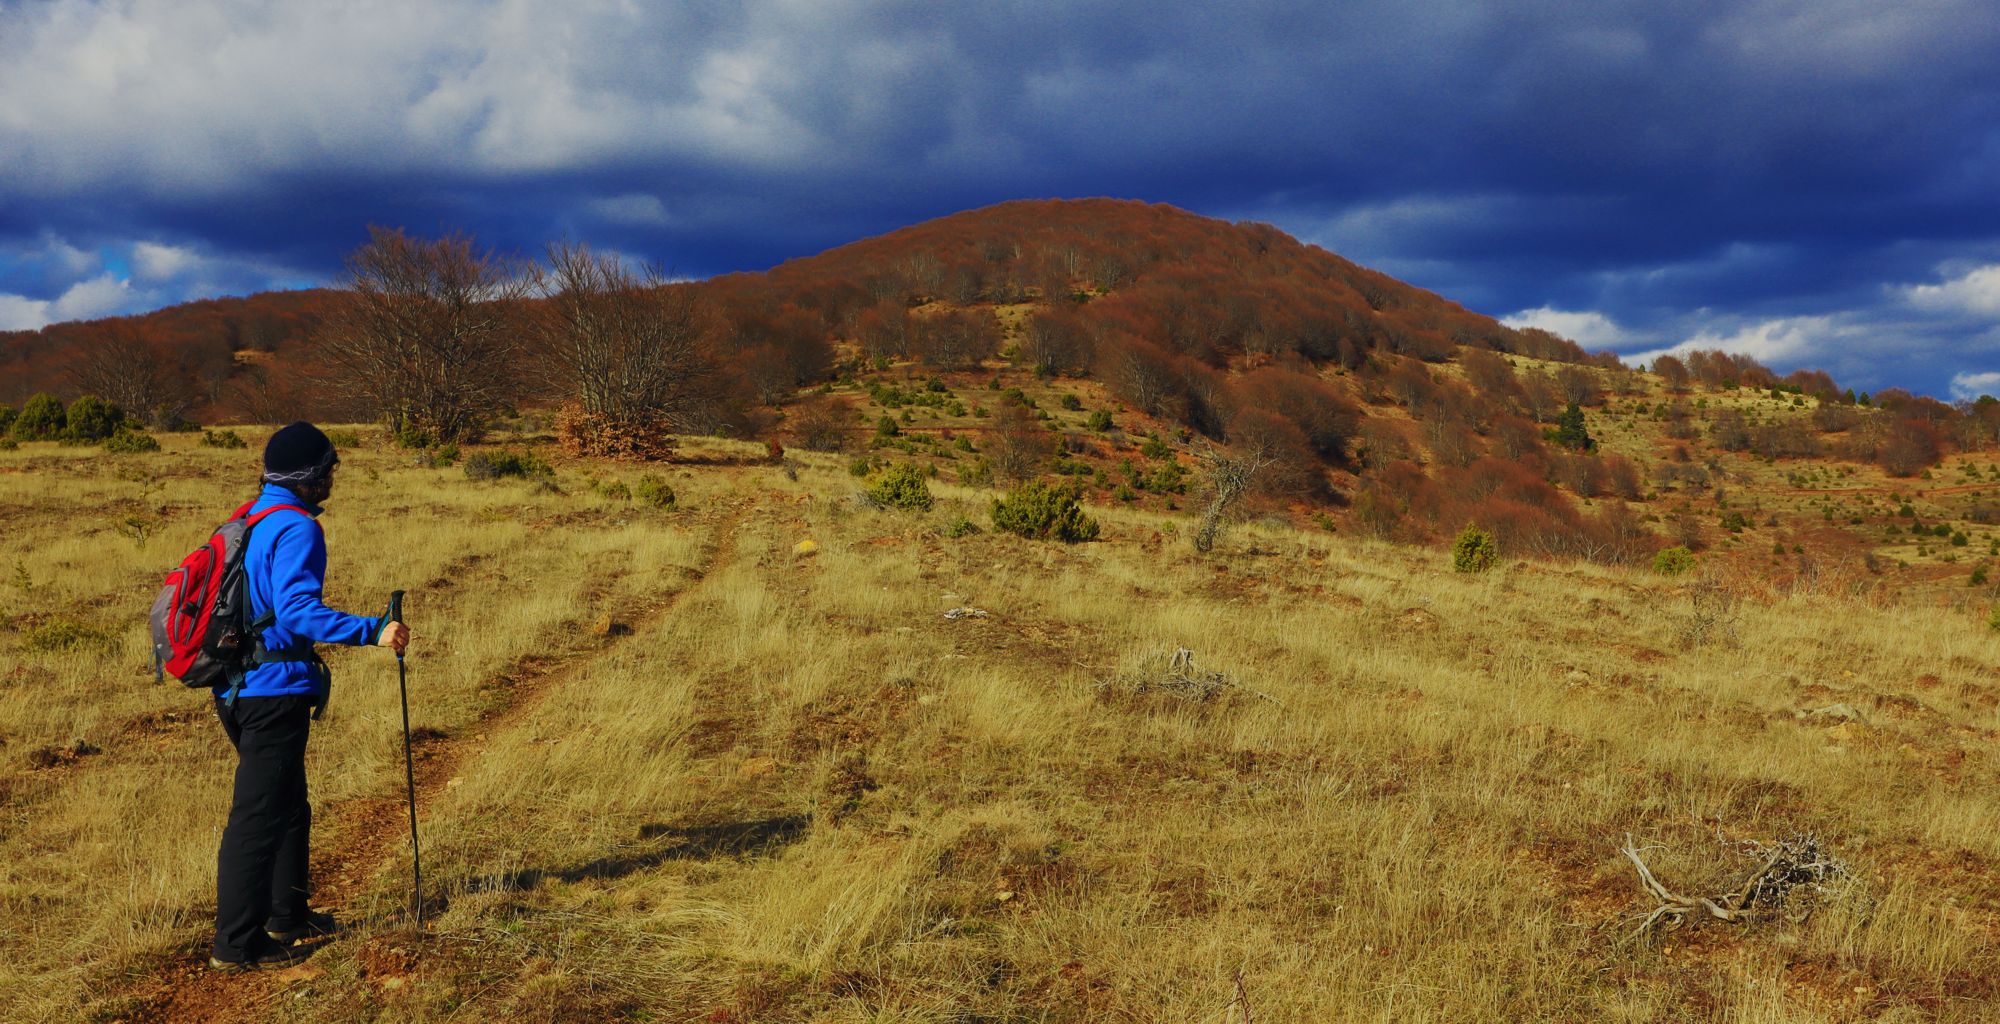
[243,503,313,529]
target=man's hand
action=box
[377,620,411,655]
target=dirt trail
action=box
[114,501,749,1024]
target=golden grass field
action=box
[2,426,1998,1022]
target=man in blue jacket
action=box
[210,422,411,971]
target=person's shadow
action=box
[469,814,812,895]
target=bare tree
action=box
[1192,440,1281,553]
[531,241,724,456]
[989,402,1048,480]
[317,226,526,443]
[66,321,192,428]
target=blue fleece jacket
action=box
[222,483,385,699]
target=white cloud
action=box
[132,241,198,280]
[1902,263,2000,318]
[0,293,53,331]
[587,193,672,227]
[49,273,135,322]
[1949,371,2000,402]
[1501,306,1627,349]
[1627,314,1853,367]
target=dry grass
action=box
[1,430,1998,1022]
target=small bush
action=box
[991,480,1099,543]
[1988,603,2000,633]
[64,395,126,443]
[944,515,980,538]
[464,449,553,481]
[102,429,160,454]
[0,404,16,434]
[11,393,66,440]
[634,475,676,508]
[1140,434,1171,459]
[875,415,900,438]
[1719,511,1749,533]
[1654,546,1697,575]
[395,426,434,449]
[867,463,934,511]
[1086,409,1115,431]
[24,620,112,653]
[201,429,247,449]
[848,456,874,477]
[598,479,632,501]
[326,429,364,448]
[957,457,993,488]
[1451,524,1498,573]
[1969,566,1987,587]
[1059,393,1083,411]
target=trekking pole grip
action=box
[388,590,405,625]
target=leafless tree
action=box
[989,402,1048,480]
[317,226,526,443]
[1192,439,1282,553]
[530,241,724,455]
[66,322,192,428]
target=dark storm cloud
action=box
[3,0,1999,393]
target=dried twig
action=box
[1620,832,1849,942]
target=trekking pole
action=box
[388,589,422,928]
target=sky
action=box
[3,0,1999,398]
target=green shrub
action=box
[102,429,160,454]
[944,515,980,538]
[1654,546,1697,575]
[464,449,553,481]
[867,463,934,511]
[1970,566,1988,587]
[326,429,363,448]
[201,429,248,449]
[1451,524,1498,573]
[1719,511,1749,533]
[634,475,676,508]
[1059,393,1083,411]
[24,620,111,653]
[1140,434,1171,459]
[11,393,66,440]
[991,480,1099,543]
[1145,460,1189,494]
[0,438,15,451]
[64,393,125,443]
[598,479,632,501]
[0,404,15,435]
[1952,531,1970,547]
[848,456,875,477]
[875,415,900,438]
[1086,409,1114,431]
[395,426,434,449]
[957,457,993,488]
[1113,483,1137,503]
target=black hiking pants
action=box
[212,693,314,962]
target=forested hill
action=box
[0,199,1590,422]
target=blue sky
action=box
[3,0,1999,397]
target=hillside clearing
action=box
[1,434,1997,1022]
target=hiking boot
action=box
[266,909,338,944]
[208,942,308,972]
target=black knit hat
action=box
[263,421,339,485]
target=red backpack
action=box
[149,500,308,691]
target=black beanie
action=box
[263,422,339,484]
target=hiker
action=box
[208,422,410,971]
